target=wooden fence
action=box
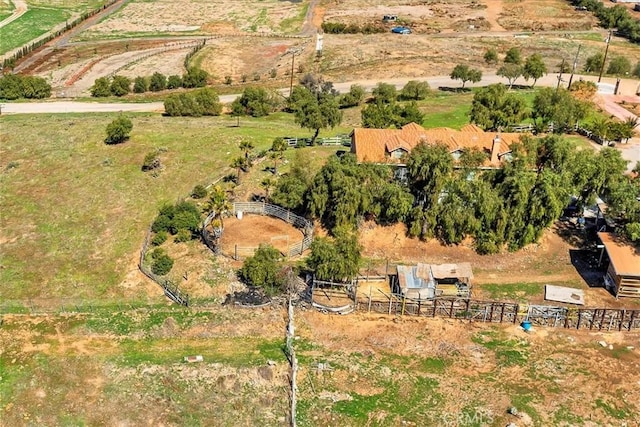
[310,279,640,331]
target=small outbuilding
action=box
[394,262,473,299]
[598,232,640,299]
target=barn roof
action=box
[598,232,640,277]
[351,122,522,165]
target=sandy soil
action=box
[218,214,305,258]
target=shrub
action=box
[182,67,208,88]
[151,250,174,276]
[151,213,172,233]
[142,150,161,171]
[174,229,193,243]
[133,76,148,93]
[240,244,285,294]
[91,77,111,97]
[110,75,131,96]
[105,116,133,145]
[164,88,222,117]
[167,75,182,89]
[224,75,233,85]
[149,72,167,91]
[191,185,208,199]
[0,74,51,100]
[151,231,168,246]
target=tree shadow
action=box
[569,249,608,289]
[437,86,472,93]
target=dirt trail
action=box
[483,0,507,32]
[0,0,27,29]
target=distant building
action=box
[350,122,523,167]
[598,232,640,299]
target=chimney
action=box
[491,135,501,164]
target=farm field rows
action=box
[0,0,108,55]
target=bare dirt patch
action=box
[218,214,305,259]
[81,0,306,37]
[498,0,596,31]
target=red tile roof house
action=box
[350,122,525,168]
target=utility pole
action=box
[556,58,565,92]
[567,44,581,90]
[289,51,296,100]
[598,30,612,83]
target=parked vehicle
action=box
[391,26,411,35]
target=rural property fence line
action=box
[138,229,190,307]
[352,293,640,332]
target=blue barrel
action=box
[521,320,532,332]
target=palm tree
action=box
[261,177,275,202]
[206,185,232,227]
[270,137,288,174]
[230,157,245,184]
[621,117,639,143]
[239,140,254,166]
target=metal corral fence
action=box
[283,134,351,148]
[202,201,314,260]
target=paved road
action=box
[0,0,27,29]
[3,73,639,115]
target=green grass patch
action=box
[479,282,544,301]
[594,398,630,420]
[472,330,529,367]
[553,405,585,425]
[117,337,285,367]
[84,309,219,335]
[0,8,70,55]
[279,2,309,33]
[0,112,307,300]
[333,376,442,424]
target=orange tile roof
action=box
[351,122,523,165]
[598,232,640,277]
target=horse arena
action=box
[204,202,314,260]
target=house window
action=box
[390,149,406,159]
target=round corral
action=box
[218,214,305,259]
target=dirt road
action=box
[0,0,27,29]
[3,73,638,115]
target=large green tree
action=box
[307,228,361,282]
[523,54,547,87]
[532,87,590,133]
[240,245,285,295]
[469,84,528,131]
[449,65,482,89]
[292,87,343,143]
